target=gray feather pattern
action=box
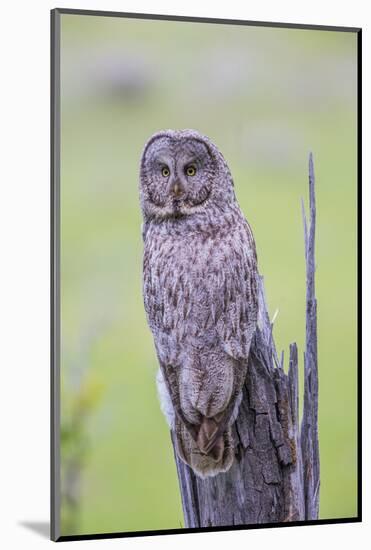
[140,129,258,477]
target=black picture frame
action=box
[51,7,362,542]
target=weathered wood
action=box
[300,153,320,520]
[171,154,319,527]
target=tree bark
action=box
[171,154,319,527]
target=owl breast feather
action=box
[143,219,258,365]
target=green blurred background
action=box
[59,13,357,536]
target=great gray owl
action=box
[139,129,258,478]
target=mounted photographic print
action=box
[51,8,361,542]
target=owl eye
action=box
[161,166,170,177]
[186,165,196,177]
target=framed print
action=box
[51,8,361,542]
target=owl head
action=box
[139,129,236,220]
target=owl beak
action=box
[170,178,184,198]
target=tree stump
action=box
[171,154,319,527]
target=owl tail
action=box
[174,417,234,478]
[197,417,224,461]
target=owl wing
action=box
[198,224,258,451]
[215,224,258,362]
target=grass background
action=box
[59,13,358,536]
